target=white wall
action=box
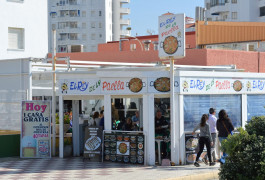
[0,0,48,60]
[0,59,31,131]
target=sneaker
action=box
[202,158,208,165]
[194,161,200,167]
[209,162,216,166]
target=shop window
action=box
[111,98,143,131]
[247,95,265,122]
[81,99,104,126]
[8,27,24,50]
[260,7,265,17]
[184,95,242,131]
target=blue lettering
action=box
[160,17,176,28]
[253,81,257,89]
[70,82,75,90]
[258,80,264,90]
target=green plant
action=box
[55,112,71,124]
[245,116,265,136]
[219,117,265,180]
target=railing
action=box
[120,8,130,14]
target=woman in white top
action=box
[89,111,101,127]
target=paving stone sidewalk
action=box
[0,157,219,180]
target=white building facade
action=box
[48,0,130,53]
[204,0,264,22]
[0,0,48,60]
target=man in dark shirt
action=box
[155,110,169,159]
[155,110,168,136]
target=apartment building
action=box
[48,0,130,53]
[204,0,264,22]
[0,0,48,60]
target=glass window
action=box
[247,95,265,122]
[260,7,265,17]
[184,95,242,131]
[232,0,237,4]
[232,12,237,19]
[8,27,24,50]
[111,98,143,131]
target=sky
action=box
[126,0,204,36]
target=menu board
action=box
[103,132,144,164]
[21,101,51,158]
[185,134,207,164]
[84,127,103,161]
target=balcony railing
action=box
[120,8,130,14]
[120,0,130,3]
[120,19,131,25]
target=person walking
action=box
[192,114,216,167]
[216,109,234,164]
[203,108,218,163]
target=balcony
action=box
[209,3,229,15]
[121,30,131,36]
[120,19,131,25]
[120,0,130,3]
[120,8,130,14]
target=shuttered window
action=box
[8,27,24,50]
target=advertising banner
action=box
[21,101,51,158]
[101,78,148,94]
[58,79,101,95]
[180,77,265,94]
[158,13,185,59]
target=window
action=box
[91,22,95,28]
[82,23,86,29]
[184,95,242,131]
[91,34,96,40]
[247,95,265,122]
[99,11,102,16]
[260,7,265,17]
[82,11,86,17]
[232,12,237,19]
[99,34,102,38]
[58,45,67,52]
[91,11,95,17]
[8,27,24,50]
[69,22,77,28]
[82,34,87,40]
[231,0,237,4]
[69,33,78,40]
[69,10,80,17]
[111,98,143,130]
[130,44,136,51]
[91,45,96,52]
[50,12,57,18]
[52,24,56,30]
[99,22,102,28]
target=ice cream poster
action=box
[21,101,51,158]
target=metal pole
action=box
[170,57,177,163]
[52,29,56,156]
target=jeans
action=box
[196,137,212,163]
[219,137,228,157]
[211,133,217,161]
